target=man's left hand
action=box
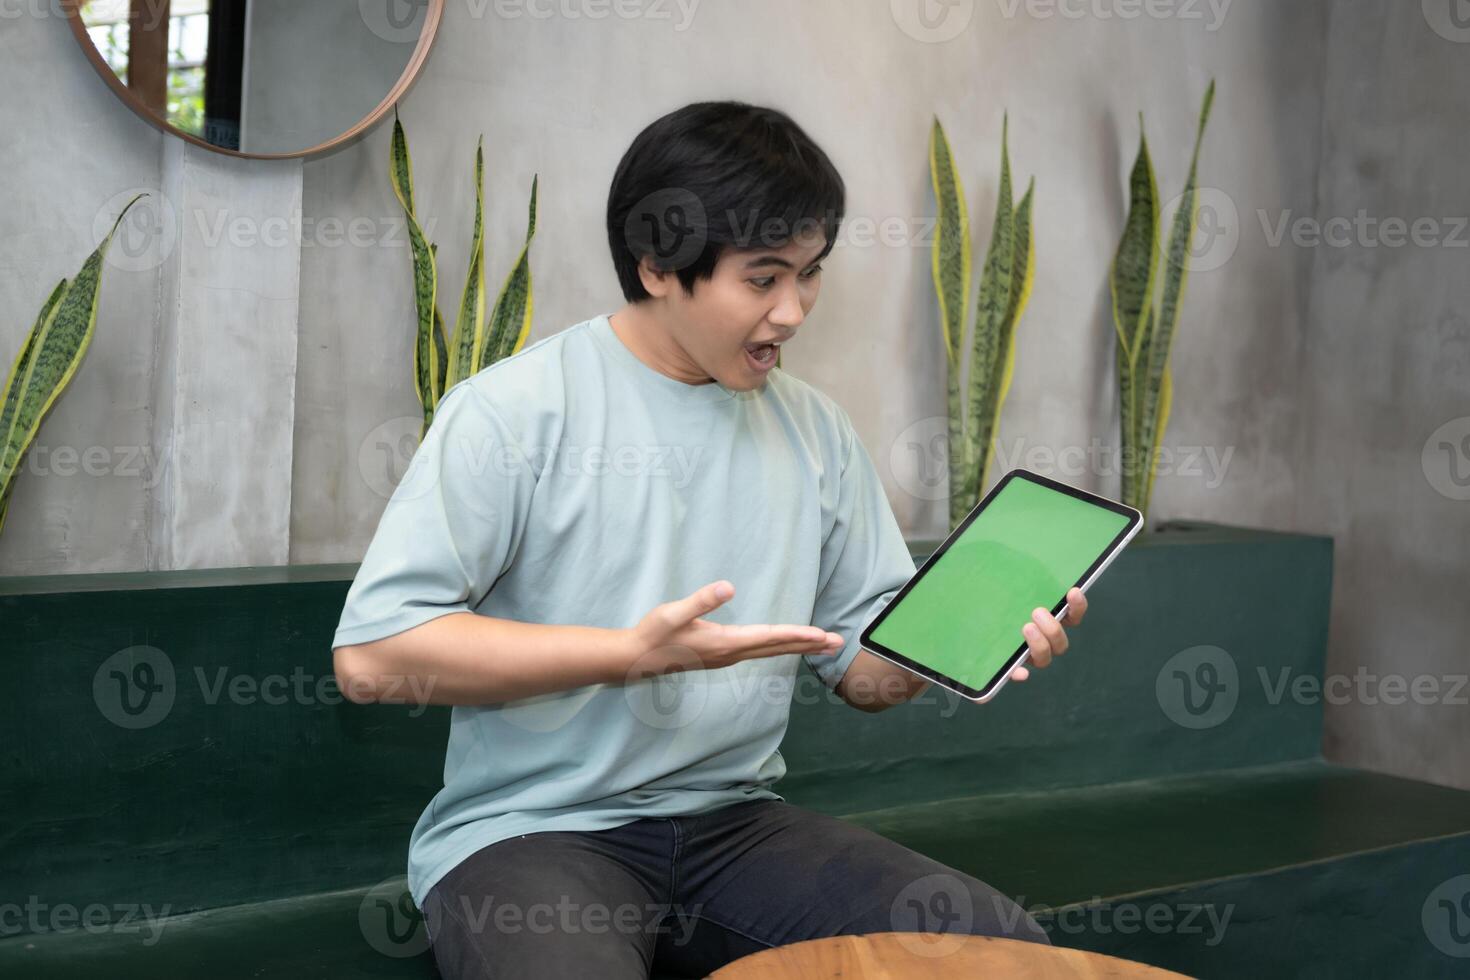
[1008,586,1088,683]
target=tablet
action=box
[859,468,1143,703]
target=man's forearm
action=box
[334,612,637,707]
[834,649,931,713]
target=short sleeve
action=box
[331,380,538,649]
[803,409,918,691]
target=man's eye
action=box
[751,266,820,289]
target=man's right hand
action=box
[621,580,843,678]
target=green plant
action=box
[930,116,1036,531]
[0,193,144,535]
[1111,80,1215,522]
[389,108,538,438]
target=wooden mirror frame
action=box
[61,0,444,160]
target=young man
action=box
[332,100,1089,978]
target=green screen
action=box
[869,476,1131,693]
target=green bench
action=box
[4,522,1468,977]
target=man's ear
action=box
[636,255,674,299]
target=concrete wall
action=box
[1,9,166,572]
[1299,1,1470,791]
[0,7,303,574]
[286,0,1331,568]
[1,1,1330,573]
[9,2,1463,790]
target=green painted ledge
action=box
[0,520,1316,596]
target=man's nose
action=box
[769,284,806,328]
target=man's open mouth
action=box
[744,342,779,367]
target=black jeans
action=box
[421,797,1049,978]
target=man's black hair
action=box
[606,101,846,302]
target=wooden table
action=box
[708,933,1194,979]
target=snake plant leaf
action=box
[0,468,15,530]
[1141,365,1173,519]
[0,460,15,531]
[982,177,1035,493]
[1118,305,1152,508]
[0,194,142,534]
[962,115,1016,516]
[448,137,489,389]
[482,174,539,369]
[389,110,442,437]
[929,118,972,370]
[0,278,67,531]
[1110,122,1160,358]
[389,106,416,217]
[1140,80,1215,508]
[0,278,66,467]
[1109,123,1159,509]
[407,221,439,439]
[430,242,448,402]
[931,117,976,531]
[930,120,974,530]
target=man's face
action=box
[663,235,828,391]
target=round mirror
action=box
[64,0,443,159]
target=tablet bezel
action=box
[858,468,1143,704]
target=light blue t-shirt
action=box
[332,311,917,908]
